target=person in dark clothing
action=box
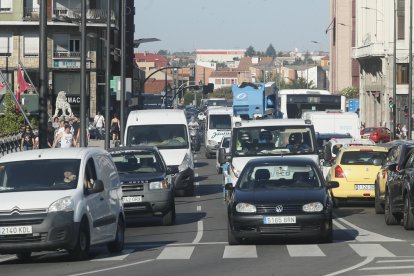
[21,126,35,151]
[47,123,55,148]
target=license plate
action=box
[354,184,375,190]
[263,216,296,224]
[0,226,33,235]
[122,196,142,203]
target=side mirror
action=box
[218,147,227,165]
[167,166,179,175]
[326,181,339,189]
[332,145,342,156]
[89,179,104,194]
[372,158,383,166]
[224,183,234,191]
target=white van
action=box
[0,148,124,260]
[125,109,195,196]
[302,111,360,139]
[204,106,233,159]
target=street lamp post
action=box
[408,0,413,140]
[105,0,111,149]
[120,0,126,145]
[80,0,87,147]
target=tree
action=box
[157,50,169,56]
[245,46,256,57]
[0,91,24,136]
[340,86,359,99]
[280,77,315,89]
[210,87,232,99]
[265,44,276,57]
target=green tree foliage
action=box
[245,46,256,57]
[157,50,169,56]
[265,44,276,57]
[279,77,315,89]
[0,91,24,136]
[183,90,201,106]
[340,86,359,99]
[210,87,232,99]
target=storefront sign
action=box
[66,95,81,105]
[53,60,91,69]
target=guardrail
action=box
[0,135,21,157]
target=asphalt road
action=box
[2,145,414,276]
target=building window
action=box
[0,0,12,12]
[24,33,39,57]
[69,39,80,53]
[0,33,12,56]
[215,79,220,85]
[398,0,405,40]
[397,63,409,84]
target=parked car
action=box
[360,127,391,143]
[216,136,231,174]
[226,157,338,245]
[0,148,125,260]
[384,147,414,229]
[375,141,414,214]
[327,145,388,207]
[109,146,178,226]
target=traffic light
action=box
[388,97,393,109]
[404,105,409,118]
[202,83,214,94]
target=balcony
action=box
[352,43,386,59]
[22,7,115,23]
[53,51,81,59]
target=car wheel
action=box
[319,220,333,243]
[385,191,400,225]
[227,222,240,245]
[68,220,90,260]
[107,216,125,253]
[16,252,31,262]
[205,151,211,159]
[184,184,195,197]
[375,184,385,214]
[162,209,174,226]
[403,195,414,230]
[333,197,343,208]
[171,199,176,222]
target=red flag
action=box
[17,64,30,96]
[0,82,4,91]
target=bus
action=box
[232,82,279,119]
[278,89,346,119]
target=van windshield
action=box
[0,159,81,192]
[127,124,189,149]
[209,115,232,130]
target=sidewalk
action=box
[88,139,105,148]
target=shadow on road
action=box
[126,212,206,228]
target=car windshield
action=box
[0,159,81,192]
[127,124,189,149]
[362,128,377,133]
[232,126,316,157]
[209,114,232,130]
[111,150,164,174]
[340,151,387,165]
[238,164,322,190]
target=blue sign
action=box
[348,99,359,112]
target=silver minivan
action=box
[0,148,125,260]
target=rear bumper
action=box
[123,190,174,217]
[332,181,375,199]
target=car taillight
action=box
[372,132,378,136]
[382,171,387,179]
[335,165,345,178]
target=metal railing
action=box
[0,134,21,157]
[22,7,116,23]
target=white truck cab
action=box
[204,106,233,159]
[125,109,195,196]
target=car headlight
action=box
[235,202,256,213]
[302,202,324,213]
[49,196,74,213]
[149,180,168,190]
[208,140,218,147]
[178,153,193,172]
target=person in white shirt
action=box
[53,125,75,148]
[94,111,105,139]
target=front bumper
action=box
[229,213,331,239]
[331,180,376,199]
[172,167,194,191]
[206,144,219,154]
[123,190,173,217]
[0,211,78,254]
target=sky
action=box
[134,0,330,53]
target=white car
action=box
[216,136,231,174]
[0,148,125,260]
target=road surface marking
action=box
[192,220,204,244]
[196,195,201,198]
[67,259,154,276]
[332,219,347,230]
[377,259,414,263]
[350,244,396,257]
[194,159,198,163]
[168,242,228,246]
[195,182,200,186]
[223,245,257,258]
[334,216,403,242]
[195,173,199,177]
[0,255,15,262]
[324,257,374,276]
[197,205,201,212]
[157,246,194,260]
[287,244,325,257]
[360,265,414,271]
[92,249,134,261]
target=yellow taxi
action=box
[326,145,388,206]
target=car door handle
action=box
[100,197,104,201]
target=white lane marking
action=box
[287,245,325,257]
[156,246,194,260]
[195,182,200,186]
[194,155,197,159]
[332,219,347,230]
[360,265,414,271]
[196,195,201,198]
[223,245,257,258]
[324,257,374,276]
[168,242,228,246]
[377,259,414,263]
[192,220,204,244]
[0,255,15,262]
[334,216,403,242]
[195,173,199,177]
[194,167,199,170]
[197,206,201,212]
[363,274,414,276]
[67,259,154,276]
[194,160,198,163]
[349,244,396,257]
[92,249,134,261]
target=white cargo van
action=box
[204,106,233,159]
[302,111,360,139]
[125,109,195,196]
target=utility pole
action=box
[393,0,397,139]
[80,0,87,147]
[120,0,126,143]
[409,0,413,139]
[39,0,48,148]
[104,0,111,149]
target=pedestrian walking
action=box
[402,125,408,139]
[396,124,402,139]
[111,113,121,145]
[93,111,105,140]
[53,124,75,148]
[21,125,35,151]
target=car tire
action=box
[333,197,343,208]
[375,184,385,214]
[171,199,176,222]
[385,191,400,225]
[107,216,125,253]
[68,220,90,260]
[16,252,31,262]
[403,196,414,230]
[184,184,195,197]
[319,220,333,243]
[227,222,240,245]
[205,151,212,159]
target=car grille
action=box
[0,209,47,216]
[259,224,321,234]
[0,233,47,243]
[0,219,44,226]
[256,204,303,214]
[122,184,144,192]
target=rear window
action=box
[340,151,387,165]
[111,151,165,173]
